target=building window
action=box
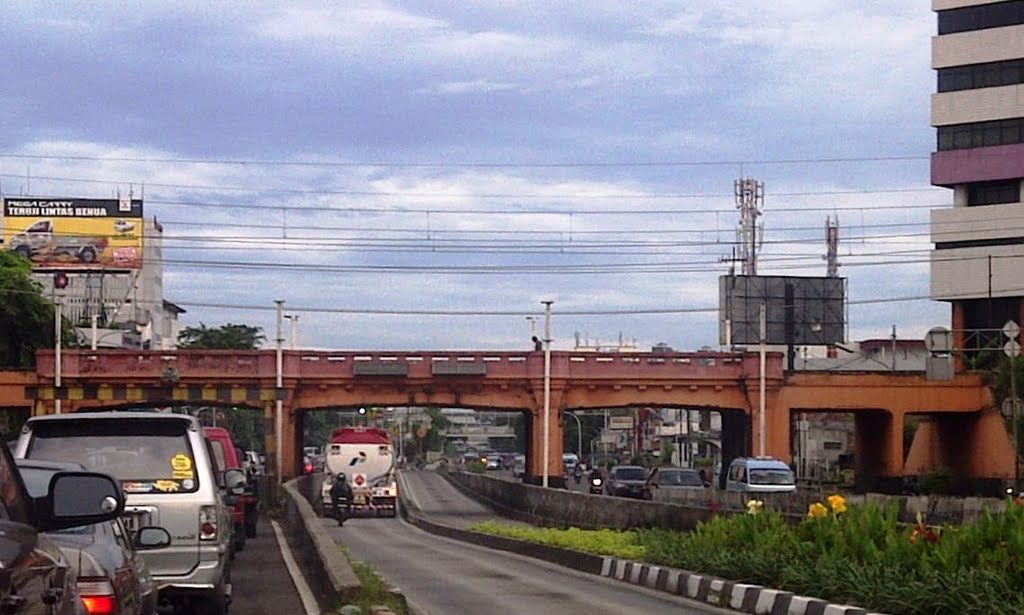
[937,117,1024,151]
[938,1,1024,35]
[938,59,1024,93]
[967,180,1021,206]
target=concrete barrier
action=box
[281,475,362,611]
[447,471,1010,527]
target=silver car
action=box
[16,459,171,615]
[16,412,246,615]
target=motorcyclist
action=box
[588,466,604,494]
[330,472,354,526]
[572,463,583,485]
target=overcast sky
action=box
[0,1,949,351]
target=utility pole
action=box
[542,300,553,488]
[55,298,62,415]
[285,314,299,350]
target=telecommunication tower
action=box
[824,216,840,277]
[734,178,764,275]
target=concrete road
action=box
[328,471,731,615]
[227,518,309,615]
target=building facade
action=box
[930,0,1024,350]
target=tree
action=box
[0,252,56,368]
[178,323,265,349]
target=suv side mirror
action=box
[36,472,124,532]
[223,468,247,496]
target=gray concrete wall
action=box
[446,471,1010,527]
[281,476,362,611]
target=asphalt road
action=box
[329,470,731,615]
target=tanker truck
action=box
[320,427,398,518]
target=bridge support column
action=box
[854,410,904,493]
[525,404,565,488]
[905,410,1014,494]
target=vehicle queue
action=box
[4,410,264,615]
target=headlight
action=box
[591,478,602,486]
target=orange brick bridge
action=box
[0,348,1014,492]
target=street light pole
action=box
[542,300,553,488]
[275,300,284,483]
[55,298,62,415]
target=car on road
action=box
[645,467,707,496]
[0,436,126,615]
[605,465,651,499]
[17,459,172,615]
[16,411,247,615]
[725,457,797,494]
[205,426,259,550]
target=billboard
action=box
[2,197,144,270]
[719,275,846,346]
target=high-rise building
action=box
[930,0,1024,353]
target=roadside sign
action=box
[925,327,952,353]
[1003,320,1020,340]
[1005,340,1021,358]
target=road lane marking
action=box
[271,520,319,615]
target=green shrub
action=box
[469,520,645,560]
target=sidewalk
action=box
[229,517,310,615]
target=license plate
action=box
[121,513,149,534]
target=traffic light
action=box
[52,271,69,289]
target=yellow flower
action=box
[746,499,764,515]
[808,502,828,519]
[827,494,847,514]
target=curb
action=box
[397,473,887,615]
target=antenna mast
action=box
[734,178,764,275]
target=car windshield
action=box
[613,467,648,481]
[659,470,704,487]
[27,419,200,494]
[749,469,795,485]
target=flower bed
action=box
[470,496,1024,615]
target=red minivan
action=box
[204,427,258,551]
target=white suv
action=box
[17,411,245,614]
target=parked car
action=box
[725,457,797,494]
[606,465,651,499]
[205,426,258,549]
[16,459,171,615]
[16,411,245,615]
[0,436,125,615]
[645,467,707,496]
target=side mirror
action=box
[223,468,246,496]
[135,526,172,551]
[35,471,124,532]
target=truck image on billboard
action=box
[2,197,144,270]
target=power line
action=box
[0,152,931,169]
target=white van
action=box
[17,412,245,614]
[725,457,797,494]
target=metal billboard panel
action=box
[2,197,144,270]
[719,275,846,345]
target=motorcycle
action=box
[573,466,583,485]
[588,473,604,495]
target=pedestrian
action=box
[330,472,353,526]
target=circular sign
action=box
[1004,320,1021,340]
[1004,340,1021,358]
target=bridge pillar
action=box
[524,403,565,488]
[853,410,904,493]
[905,410,1014,493]
[264,399,300,482]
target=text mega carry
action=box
[321,427,398,518]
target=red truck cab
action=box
[204,427,259,551]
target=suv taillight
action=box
[199,505,218,540]
[78,578,116,615]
